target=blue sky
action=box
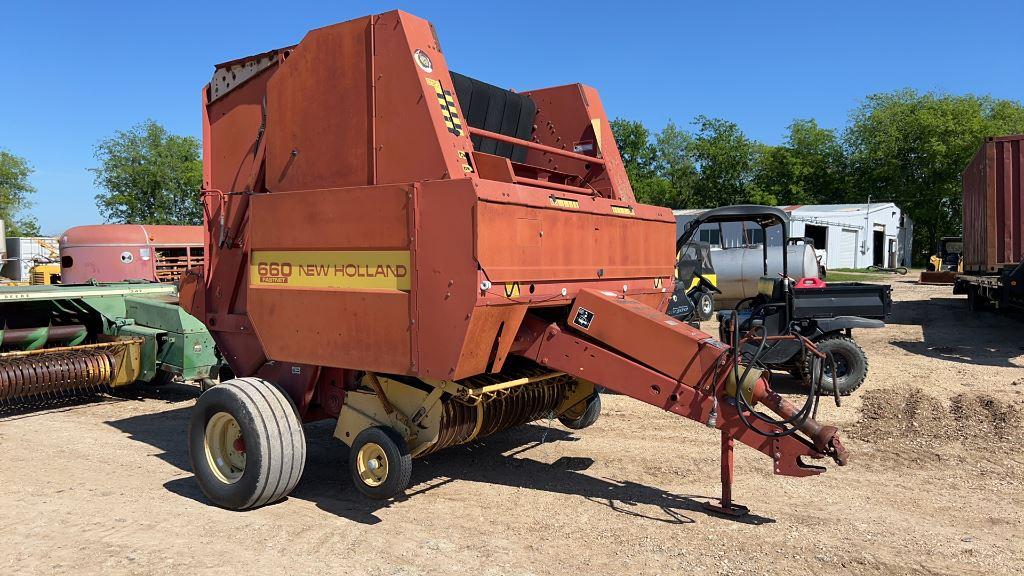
[3,1,1021,234]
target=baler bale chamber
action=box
[182,10,847,513]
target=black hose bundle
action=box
[726,298,839,439]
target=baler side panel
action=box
[372,11,476,186]
[196,54,285,378]
[247,185,414,374]
[476,200,675,283]
[206,66,277,195]
[522,84,635,202]
[264,17,374,191]
[413,179,483,380]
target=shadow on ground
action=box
[1,381,197,420]
[107,404,774,527]
[887,296,1024,368]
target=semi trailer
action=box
[954,135,1024,312]
[181,10,848,515]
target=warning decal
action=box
[572,307,595,330]
[425,77,463,136]
[250,251,411,291]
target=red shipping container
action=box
[962,135,1024,273]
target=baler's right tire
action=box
[558,393,602,430]
[349,426,412,500]
[188,377,306,510]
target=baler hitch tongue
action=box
[758,390,849,466]
[823,431,849,466]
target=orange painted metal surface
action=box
[184,13,846,498]
[185,10,673,408]
[963,135,1024,273]
[512,314,832,478]
[567,289,724,383]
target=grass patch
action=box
[826,271,888,282]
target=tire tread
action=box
[801,335,868,396]
[190,377,306,510]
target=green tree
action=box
[611,118,701,209]
[652,121,699,208]
[91,120,203,225]
[688,115,759,207]
[844,90,1024,263]
[0,150,41,236]
[753,119,846,206]
[610,117,672,205]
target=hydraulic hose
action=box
[728,300,824,438]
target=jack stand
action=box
[703,430,749,517]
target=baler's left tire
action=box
[349,426,412,500]
[188,377,306,510]
[559,393,602,430]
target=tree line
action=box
[0,119,202,237]
[2,89,1022,264]
[612,89,1024,263]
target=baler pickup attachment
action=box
[513,289,847,515]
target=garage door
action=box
[838,229,858,268]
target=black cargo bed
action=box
[791,282,892,320]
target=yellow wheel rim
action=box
[205,411,246,484]
[356,442,389,487]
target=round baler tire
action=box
[558,393,602,430]
[349,426,413,500]
[188,377,306,510]
[695,291,715,322]
[802,336,868,397]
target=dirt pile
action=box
[854,386,1024,446]
[949,392,1024,441]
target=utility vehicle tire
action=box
[802,336,868,396]
[695,291,715,322]
[559,393,602,430]
[188,377,306,510]
[349,426,413,500]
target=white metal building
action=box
[782,203,904,270]
[674,203,908,270]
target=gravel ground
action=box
[1,278,1021,576]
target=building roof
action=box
[782,202,897,216]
